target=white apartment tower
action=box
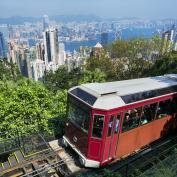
[58,43,66,65]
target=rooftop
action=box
[94,42,103,48]
[82,75,177,96]
[69,74,177,110]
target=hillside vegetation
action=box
[0,38,177,137]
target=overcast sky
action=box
[1,0,177,19]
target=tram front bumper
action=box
[62,136,100,168]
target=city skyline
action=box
[1,0,177,19]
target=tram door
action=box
[102,113,121,162]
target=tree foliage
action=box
[0,78,67,137]
[80,68,106,84]
[109,37,163,60]
[44,66,83,92]
[0,36,175,140]
[86,55,114,78]
[0,59,21,81]
[143,51,177,77]
[44,65,107,91]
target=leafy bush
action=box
[0,78,67,137]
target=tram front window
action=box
[68,97,90,133]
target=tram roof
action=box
[69,74,177,110]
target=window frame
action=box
[156,99,173,120]
[122,107,143,132]
[121,95,177,133]
[92,114,105,139]
[114,114,121,134]
[107,115,115,137]
[68,95,91,133]
[140,102,158,126]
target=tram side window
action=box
[156,99,172,119]
[92,115,104,138]
[140,103,158,125]
[107,116,114,136]
[122,107,142,132]
[115,114,121,133]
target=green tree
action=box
[143,51,177,77]
[105,38,163,80]
[86,55,115,81]
[109,38,163,60]
[0,59,21,81]
[80,68,106,84]
[0,78,67,137]
[44,66,70,92]
[44,66,83,92]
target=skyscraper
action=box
[31,59,45,81]
[162,25,176,54]
[0,32,6,58]
[36,43,45,61]
[174,35,177,51]
[58,43,66,65]
[43,15,49,31]
[15,48,30,78]
[43,30,51,63]
[101,32,108,47]
[8,25,14,39]
[50,28,59,64]
[43,28,59,65]
[8,41,18,63]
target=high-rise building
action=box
[43,28,59,65]
[162,26,176,54]
[8,41,19,63]
[31,59,45,81]
[58,43,66,66]
[15,48,30,77]
[0,32,6,58]
[8,42,46,81]
[43,15,49,31]
[50,28,59,64]
[36,43,45,61]
[101,32,108,47]
[43,30,51,63]
[8,25,14,39]
[174,35,177,51]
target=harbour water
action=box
[0,26,159,52]
[64,27,159,52]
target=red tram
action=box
[62,74,177,168]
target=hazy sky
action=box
[1,0,177,19]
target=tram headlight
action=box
[62,138,68,147]
[79,157,85,166]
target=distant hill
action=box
[0,16,39,25]
[106,17,139,21]
[51,14,102,23]
[0,15,176,25]
[0,14,102,25]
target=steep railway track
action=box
[1,133,177,177]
